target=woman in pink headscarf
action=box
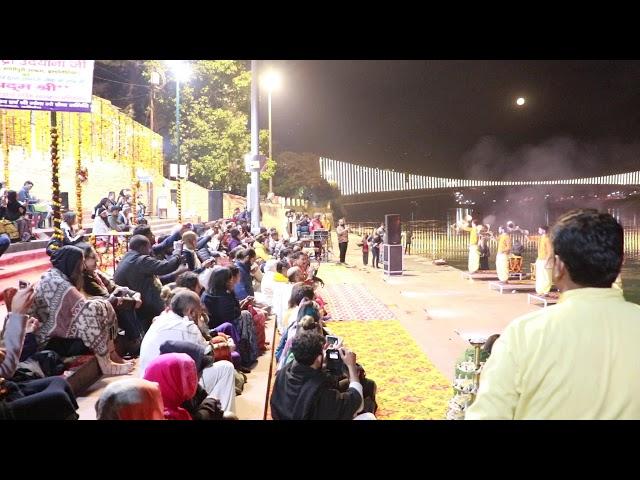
[143,353,198,420]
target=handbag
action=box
[210,335,232,362]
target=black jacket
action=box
[201,290,241,328]
[270,361,362,420]
[114,250,182,323]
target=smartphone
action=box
[173,241,183,253]
[327,349,340,360]
[326,335,339,346]
[18,280,30,289]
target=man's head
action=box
[110,205,121,217]
[290,332,325,368]
[290,251,307,269]
[23,181,33,190]
[132,225,154,245]
[176,271,202,296]
[170,288,202,322]
[539,225,549,235]
[551,209,623,290]
[287,266,303,283]
[242,248,256,264]
[276,260,289,275]
[63,210,77,226]
[338,218,345,226]
[182,231,197,249]
[129,235,151,255]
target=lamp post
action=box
[261,69,281,194]
[165,61,191,223]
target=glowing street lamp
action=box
[516,97,526,106]
[165,61,192,222]
[261,69,282,194]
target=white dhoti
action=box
[468,244,480,273]
[200,360,237,414]
[535,258,552,294]
[496,253,509,282]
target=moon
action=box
[516,97,526,106]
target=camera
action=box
[325,348,343,376]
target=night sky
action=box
[263,60,640,180]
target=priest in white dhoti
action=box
[535,226,553,295]
[496,226,511,282]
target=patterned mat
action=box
[322,283,396,321]
[328,320,451,420]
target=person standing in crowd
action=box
[466,210,640,420]
[535,225,553,296]
[360,232,370,266]
[459,217,480,274]
[336,218,350,264]
[370,234,382,268]
[478,225,491,271]
[404,227,413,255]
[496,225,511,283]
[323,214,333,252]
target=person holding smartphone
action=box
[270,332,376,420]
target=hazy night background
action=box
[265,60,640,180]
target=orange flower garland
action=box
[49,125,64,251]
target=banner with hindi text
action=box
[0,60,94,112]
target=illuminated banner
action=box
[0,60,94,112]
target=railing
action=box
[349,221,640,263]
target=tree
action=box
[94,60,277,195]
[273,151,341,204]
[138,60,274,195]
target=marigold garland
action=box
[49,126,64,251]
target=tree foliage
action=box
[273,151,341,203]
[94,60,275,195]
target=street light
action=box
[165,60,191,223]
[261,69,282,194]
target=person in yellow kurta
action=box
[466,209,640,420]
[460,217,480,273]
[535,225,553,295]
[495,226,511,282]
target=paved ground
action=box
[332,234,540,382]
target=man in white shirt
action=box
[139,288,236,414]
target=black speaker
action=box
[208,190,223,221]
[60,192,69,211]
[383,244,403,275]
[385,214,401,245]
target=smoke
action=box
[459,136,640,229]
[461,136,640,182]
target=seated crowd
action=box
[0,203,381,420]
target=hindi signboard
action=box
[0,60,94,112]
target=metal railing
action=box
[350,221,640,262]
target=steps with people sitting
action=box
[0,248,51,302]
